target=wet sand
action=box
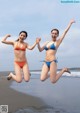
[1,72,80,113]
[0,72,46,113]
[11,73,80,113]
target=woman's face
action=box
[19,32,26,41]
[51,30,58,41]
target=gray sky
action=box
[0,0,80,71]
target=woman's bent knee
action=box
[40,77,45,81]
[50,77,57,84]
[24,78,30,82]
[17,79,22,83]
[51,80,57,84]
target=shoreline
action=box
[10,75,80,113]
[1,71,80,113]
[0,73,46,113]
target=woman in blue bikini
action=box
[37,19,75,83]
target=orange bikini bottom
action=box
[15,61,26,68]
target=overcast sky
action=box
[0,0,80,71]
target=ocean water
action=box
[30,70,80,77]
[10,70,80,113]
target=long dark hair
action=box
[16,31,28,41]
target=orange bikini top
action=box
[14,43,26,51]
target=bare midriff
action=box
[45,50,56,61]
[14,50,27,62]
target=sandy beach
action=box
[0,72,46,113]
[0,71,80,113]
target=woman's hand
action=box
[5,34,11,38]
[70,19,75,24]
[36,38,41,44]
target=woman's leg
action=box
[40,63,49,81]
[7,62,22,83]
[50,61,70,84]
[22,63,30,82]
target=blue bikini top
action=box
[44,42,56,51]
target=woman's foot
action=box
[63,68,71,74]
[7,73,12,80]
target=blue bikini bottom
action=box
[44,60,58,68]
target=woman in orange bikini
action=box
[37,19,75,84]
[2,31,39,83]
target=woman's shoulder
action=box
[23,42,28,48]
[42,41,49,47]
[44,41,50,44]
